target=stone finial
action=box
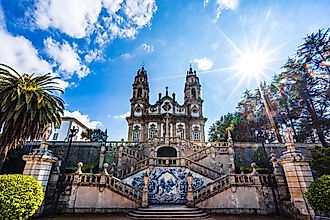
[103,163,109,175]
[240,166,244,174]
[75,162,83,174]
[219,164,224,175]
[251,163,258,175]
[227,129,233,144]
[228,164,235,174]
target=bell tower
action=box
[127,66,150,142]
[131,66,149,103]
[184,65,206,142]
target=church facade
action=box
[126,66,207,142]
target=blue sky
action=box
[0,0,329,140]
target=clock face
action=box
[134,104,143,117]
[191,105,200,117]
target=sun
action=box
[237,50,267,79]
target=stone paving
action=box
[42,214,292,220]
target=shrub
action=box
[0,174,44,220]
[305,175,330,213]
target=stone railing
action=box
[193,174,270,204]
[185,158,222,180]
[193,174,231,204]
[154,157,181,166]
[116,158,149,179]
[186,142,229,162]
[114,146,148,161]
[66,173,143,204]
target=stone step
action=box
[127,205,209,220]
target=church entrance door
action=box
[156,146,177,157]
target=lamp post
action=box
[54,126,79,213]
[255,129,279,215]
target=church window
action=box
[191,88,196,98]
[132,125,141,141]
[177,125,185,139]
[192,126,200,141]
[148,124,157,139]
[137,88,142,98]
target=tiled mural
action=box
[124,167,212,204]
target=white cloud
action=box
[85,49,103,63]
[64,110,102,129]
[194,57,214,71]
[113,111,130,120]
[44,37,90,79]
[34,0,103,38]
[124,0,157,26]
[121,53,132,59]
[203,0,209,7]
[215,0,239,21]
[0,14,69,90]
[140,43,154,52]
[0,4,5,29]
[211,42,219,50]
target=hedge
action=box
[305,175,330,214]
[0,174,44,220]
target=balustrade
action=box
[155,157,180,166]
[117,158,149,179]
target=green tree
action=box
[305,175,330,213]
[275,29,329,146]
[0,64,65,172]
[0,174,44,219]
[81,128,108,143]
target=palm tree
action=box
[0,64,65,172]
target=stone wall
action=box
[196,186,274,215]
[66,186,138,213]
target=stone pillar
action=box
[187,172,194,207]
[280,141,315,219]
[22,144,58,193]
[98,145,107,171]
[227,130,235,172]
[142,172,149,207]
[22,143,58,214]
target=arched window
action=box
[192,126,200,141]
[191,88,196,98]
[137,88,142,98]
[148,124,157,139]
[132,125,141,142]
[177,124,185,139]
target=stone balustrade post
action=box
[187,172,194,207]
[142,172,149,207]
[250,163,261,185]
[280,141,315,219]
[22,143,58,214]
[149,157,155,170]
[98,145,107,171]
[73,162,83,183]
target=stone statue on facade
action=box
[284,126,294,144]
[41,124,52,142]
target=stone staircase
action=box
[186,142,229,162]
[127,205,209,219]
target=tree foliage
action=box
[81,128,108,142]
[310,146,330,177]
[305,175,330,213]
[0,64,65,171]
[0,174,44,219]
[209,29,329,147]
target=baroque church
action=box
[127,66,207,143]
[20,66,318,220]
